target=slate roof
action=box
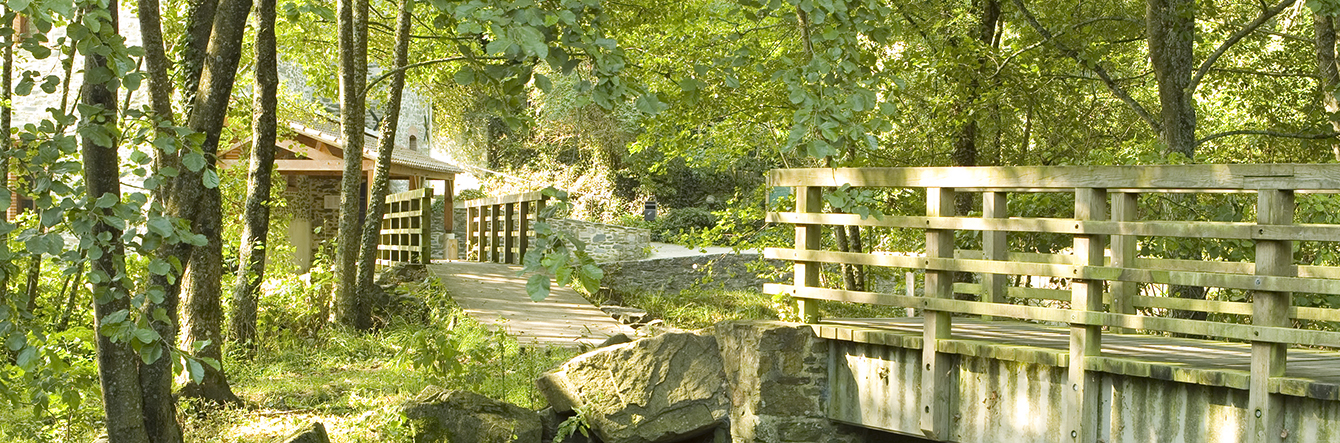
[287,120,464,175]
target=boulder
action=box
[599,305,651,325]
[279,421,330,443]
[536,332,728,443]
[402,388,543,443]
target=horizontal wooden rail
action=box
[768,212,1340,242]
[768,164,1340,190]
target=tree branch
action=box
[1010,0,1161,132]
[1196,129,1340,146]
[360,56,504,97]
[1189,0,1295,94]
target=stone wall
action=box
[599,253,788,295]
[715,322,868,443]
[547,218,651,263]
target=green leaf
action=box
[94,192,117,208]
[15,347,36,370]
[187,358,205,384]
[139,343,162,365]
[147,217,173,237]
[148,258,171,276]
[203,169,219,188]
[526,273,550,301]
[181,151,206,172]
[534,73,552,92]
[454,67,475,85]
[635,93,668,115]
[133,327,159,344]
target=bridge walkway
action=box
[427,261,637,348]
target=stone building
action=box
[219,120,462,270]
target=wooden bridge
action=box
[763,164,1340,443]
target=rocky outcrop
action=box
[537,321,869,443]
[280,421,331,443]
[598,254,788,296]
[402,388,543,443]
[536,332,730,443]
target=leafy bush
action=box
[653,207,717,241]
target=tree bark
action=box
[177,187,238,404]
[1316,13,1340,161]
[146,0,251,429]
[80,2,150,441]
[1148,0,1206,319]
[229,0,279,352]
[356,0,414,302]
[334,0,371,329]
[1148,0,1197,157]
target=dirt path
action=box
[428,261,636,348]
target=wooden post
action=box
[420,189,431,264]
[1249,189,1293,443]
[982,191,1008,320]
[921,187,955,440]
[1110,192,1138,333]
[467,206,478,261]
[794,186,822,323]
[519,200,531,262]
[1066,187,1107,443]
[490,204,502,263]
[504,202,517,264]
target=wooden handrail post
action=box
[490,204,502,263]
[920,187,955,440]
[795,186,822,323]
[1066,187,1107,443]
[982,191,1008,320]
[1110,192,1138,333]
[467,206,478,261]
[519,201,531,262]
[1249,188,1294,443]
[504,202,517,264]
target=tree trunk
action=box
[950,0,998,214]
[1,5,11,306]
[178,187,238,404]
[229,0,279,353]
[80,2,150,440]
[1148,0,1205,319]
[1316,13,1340,161]
[355,0,414,302]
[149,0,251,429]
[334,0,371,329]
[1148,0,1197,157]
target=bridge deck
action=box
[817,317,1340,400]
[428,261,637,348]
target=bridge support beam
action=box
[1066,187,1107,443]
[921,187,956,440]
[1250,188,1294,443]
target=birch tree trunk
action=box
[334,0,371,330]
[356,0,415,300]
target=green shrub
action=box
[654,207,717,241]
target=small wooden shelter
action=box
[220,120,463,269]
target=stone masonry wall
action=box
[599,253,789,295]
[714,321,868,443]
[547,218,651,263]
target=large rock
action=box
[536,332,729,443]
[402,388,543,443]
[280,421,330,443]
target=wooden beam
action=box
[463,190,548,208]
[766,212,1340,242]
[768,164,1340,190]
[1067,188,1106,443]
[794,186,822,323]
[1250,189,1294,443]
[921,187,955,440]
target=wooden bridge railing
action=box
[377,187,432,268]
[762,164,1340,442]
[463,190,548,264]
